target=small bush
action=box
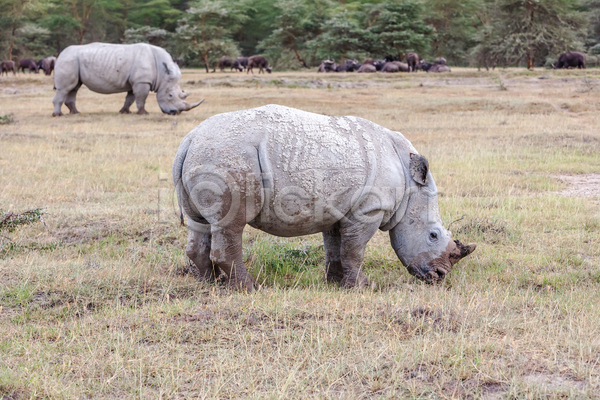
[0,208,44,233]
[0,114,14,125]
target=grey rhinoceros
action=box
[173,105,475,291]
[52,43,203,116]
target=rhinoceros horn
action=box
[182,99,204,112]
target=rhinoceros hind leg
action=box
[64,84,81,114]
[323,229,344,284]
[119,91,135,114]
[52,89,69,116]
[186,223,221,281]
[133,83,150,115]
[210,226,256,292]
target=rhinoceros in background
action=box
[52,43,204,116]
[553,51,586,69]
[173,105,476,291]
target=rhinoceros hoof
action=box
[227,276,257,292]
[136,108,148,115]
[52,112,63,117]
[340,273,371,289]
[325,271,344,284]
[119,108,131,114]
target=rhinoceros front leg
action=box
[119,91,135,114]
[337,223,378,288]
[186,223,221,281]
[133,83,150,115]
[210,226,256,291]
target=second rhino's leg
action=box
[186,222,221,281]
[133,82,150,115]
[210,226,256,291]
[119,91,135,114]
[64,82,82,114]
[323,228,344,284]
[338,223,380,288]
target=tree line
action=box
[1,0,599,70]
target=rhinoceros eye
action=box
[429,232,438,241]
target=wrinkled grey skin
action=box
[52,43,203,117]
[173,105,475,291]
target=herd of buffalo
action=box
[317,53,451,73]
[0,56,56,76]
[0,49,588,79]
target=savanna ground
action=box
[1,67,599,399]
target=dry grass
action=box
[1,67,600,399]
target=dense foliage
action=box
[0,0,598,69]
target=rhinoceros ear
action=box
[163,62,171,75]
[409,153,429,185]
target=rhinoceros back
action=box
[179,105,413,235]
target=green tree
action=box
[175,0,248,72]
[310,10,374,62]
[366,0,433,60]
[0,0,44,60]
[126,0,183,29]
[259,0,333,68]
[423,0,482,65]
[473,0,585,68]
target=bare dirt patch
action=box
[556,174,600,198]
[522,373,587,391]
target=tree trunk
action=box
[203,54,209,73]
[9,24,16,61]
[292,48,310,69]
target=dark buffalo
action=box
[381,62,400,73]
[19,58,39,73]
[435,57,447,65]
[553,51,586,69]
[357,64,376,73]
[406,52,419,72]
[214,56,242,72]
[428,64,451,73]
[1,60,16,76]
[39,56,56,76]
[247,56,272,74]
[362,58,374,65]
[416,60,432,71]
[373,60,386,71]
[335,59,359,72]
[233,57,248,71]
[174,59,185,68]
[317,59,337,72]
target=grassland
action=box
[1,67,599,399]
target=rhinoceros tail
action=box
[172,135,193,226]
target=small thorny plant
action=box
[0,208,45,233]
[0,114,14,125]
[577,78,597,94]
